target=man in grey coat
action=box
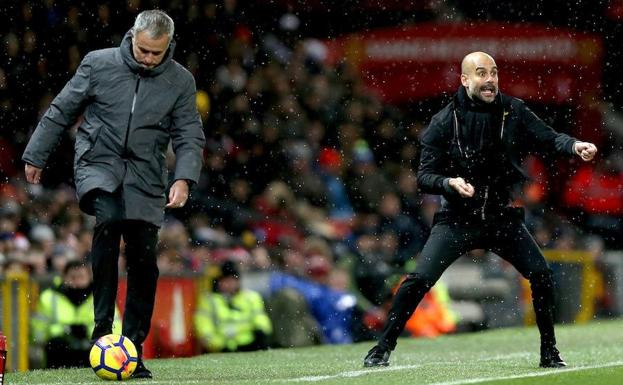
[22,10,205,378]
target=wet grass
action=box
[7,318,623,384]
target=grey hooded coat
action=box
[22,32,206,225]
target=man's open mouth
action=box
[480,85,496,97]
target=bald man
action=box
[364,51,597,369]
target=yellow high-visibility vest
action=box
[31,287,121,344]
[193,290,272,352]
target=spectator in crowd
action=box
[317,147,355,220]
[194,260,272,352]
[284,140,328,208]
[22,10,205,378]
[266,287,323,348]
[346,140,393,213]
[251,181,304,247]
[157,220,201,273]
[31,261,120,368]
[377,191,428,267]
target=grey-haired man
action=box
[23,10,205,378]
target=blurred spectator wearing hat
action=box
[346,140,392,213]
[285,140,328,208]
[193,260,272,353]
[317,147,354,220]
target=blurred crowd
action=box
[2,0,623,352]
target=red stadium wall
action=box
[324,22,604,143]
[117,276,201,359]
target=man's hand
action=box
[165,179,189,209]
[448,177,475,198]
[574,142,597,161]
[25,164,43,184]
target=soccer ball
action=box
[89,334,138,381]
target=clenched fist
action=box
[448,177,475,198]
[573,142,597,161]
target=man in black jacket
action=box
[364,51,597,368]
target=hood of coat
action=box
[120,30,175,76]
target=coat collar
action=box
[453,86,510,120]
[120,30,175,77]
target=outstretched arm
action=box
[520,101,577,155]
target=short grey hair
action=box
[132,10,174,43]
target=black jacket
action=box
[417,86,578,216]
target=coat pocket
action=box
[132,127,169,158]
[74,125,103,163]
[74,136,90,164]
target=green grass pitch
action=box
[7,318,623,384]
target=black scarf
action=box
[58,283,93,306]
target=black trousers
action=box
[378,209,558,351]
[88,189,159,357]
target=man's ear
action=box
[460,74,469,87]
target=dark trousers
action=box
[378,210,557,351]
[88,189,159,357]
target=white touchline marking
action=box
[283,352,531,382]
[286,364,422,382]
[285,360,623,383]
[427,361,623,385]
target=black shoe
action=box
[539,346,567,368]
[91,323,112,343]
[363,346,390,367]
[131,360,153,379]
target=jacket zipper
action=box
[124,76,141,154]
[456,106,497,219]
[453,109,468,158]
[500,110,508,140]
[480,110,507,219]
[481,185,489,220]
